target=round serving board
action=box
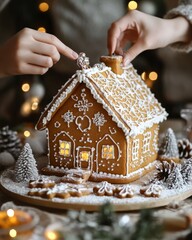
[1,169,192,212]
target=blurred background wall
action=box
[0,0,191,131]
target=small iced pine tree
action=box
[181,158,192,184]
[15,143,38,182]
[166,166,184,189]
[161,128,179,158]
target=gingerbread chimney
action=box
[100,55,123,75]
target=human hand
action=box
[0,28,78,77]
[108,10,191,65]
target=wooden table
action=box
[0,119,191,239]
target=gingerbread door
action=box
[76,146,94,170]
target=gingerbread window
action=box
[143,132,151,153]
[80,151,90,162]
[102,145,115,159]
[132,139,139,161]
[59,141,71,157]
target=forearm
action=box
[168,16,191,43]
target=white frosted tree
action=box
[166,166,184,189]
[15,143,38,182]
[181,158,192,184]
[160,128,179,159]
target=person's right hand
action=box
[108,10,191,65]
[0,28,78,77]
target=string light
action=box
[149,71,158,81]
[141,71,158,88]
[31,97,39,111]
[7,209,15,217]
[9,229,17,238]
[45,230,59,240]
[128,1,138,10]
[141,72,147,81]
[38,27,46,32]
[21,101,31,116]
[21,83,30,92]
[24,130,31,138]
[39,2,49,12]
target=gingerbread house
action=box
[36,54,167,183]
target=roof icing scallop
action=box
[36,63,168,137]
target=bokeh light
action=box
[128,1,138,10]
[9,229,17,238]
[149,71,158,81]
[21,83,30,92]
[38,27,46,32]
[141,72,147,81]
[39,2,49,12]
[24,130,31,138]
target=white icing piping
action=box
[87,67,167,136]
[41,77,79,128]
[79,74,130,136]
[95,134,121,173]
[39,63,167,137]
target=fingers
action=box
[31,41,60,64]
[32,30,78,60]
[123,39,145,65]
[108,13,134,55]
[26,53,54,68]
[22,64,49,75]
[108,22,121,55]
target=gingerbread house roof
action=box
[36,63,167,137]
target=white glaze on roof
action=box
[37,63,167,136]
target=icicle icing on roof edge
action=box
[38,62,168,136]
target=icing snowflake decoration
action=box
[73,89,93,115]
[37,59,167,137]
[93,112,107,131]
[62,111,75,127]
[77,52,90,69]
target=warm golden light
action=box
[60,142,65,148]
[31,102,38,111]
[24,130,31,138]
[7,209,15,218]
[128,1,138,10]
[38,27,46,32]
[102,145,115,159]
[39,2,49,12]
[80,151,90,161]
[21,101,31,116]
[45,231,59,240]
[141,72,147,81]
[31,98,39,111]
[149,71,158,81]
[21,83,30,92]
[59,141,71,156]
[9,229,17,238]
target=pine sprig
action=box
[130,209,163,240]
[55,203,163,240]
[97,201,115,226]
